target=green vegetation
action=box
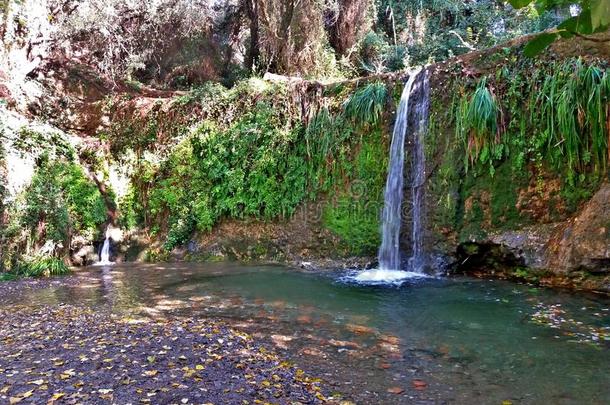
[322,129,388,254]
[120,81,390,254]
[13,257,70,278]
[343,82,388,125]
[508,0,610,56]
[0,150,106,276]
[20,156,107,244]
[377,0,560,65]
[427,57,609,243]
[456,78,504,175]
[455,58,609,185]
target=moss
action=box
[458,198,487,242]
[560,175,602,214]
[322,127,387,255]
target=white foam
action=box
[350,269,430,285]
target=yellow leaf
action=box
[143,370,158,377]
[27,379,45,386]
[195,364,205,370]
[52,392,65,400]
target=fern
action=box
[457,59,609,183]
[16,257,70,278]
[457,78,502,172]
[343,82,387,126]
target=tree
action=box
[326,0,372,56]
[507,0,610,55]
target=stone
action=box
[547,183,610,274]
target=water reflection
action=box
[0,263,608,404]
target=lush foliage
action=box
[13,256,70,278]
[10,0,582,85]
[123,81,390,254]
[427,56,609,243]
[0,152,107,273]
[375,0,560,65]
[508,0,610,56]
[22,157,107,244]
[456,58,609,185]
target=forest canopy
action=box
[0,0,608,85]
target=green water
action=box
[1,263,608,404]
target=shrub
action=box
[15,257,70,278]
[21,157,107,246]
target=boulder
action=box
[546,183,610,274]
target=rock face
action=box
[546,183,610,274]
[452,184,610,292]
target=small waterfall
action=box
[355,67,430,284]
[98,227,113,266]
[378,68,421,271]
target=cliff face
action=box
[1,7,609,292]
[420,34,610,292]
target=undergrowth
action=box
[456,58,609,185]
[122,81,390,254]
[14,257,70,278]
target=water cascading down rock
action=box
[98,227,113,265]
[377,68,430,273]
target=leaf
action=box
[195,364,205,370]
[524,32,559,57]
[591,0,610,30]
[59,369,75,380]
[558,10,594,36]
[508,0,534,8]
[51,392,65,401]
[143,370,158,377]
[27,379,45,386]
[9,391,33,404]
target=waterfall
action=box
[408,69,430,272]
[378,68,421,271]
[98,227,113,266]
[355,68,430,284]
[100,237,111,264]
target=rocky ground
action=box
[0,305,333,405]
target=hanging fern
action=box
[456,58,609,183]
[456,78,504,174]
[342,82,388,126]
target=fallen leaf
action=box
[412,379,427,390]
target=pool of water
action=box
[1,263,608,404]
